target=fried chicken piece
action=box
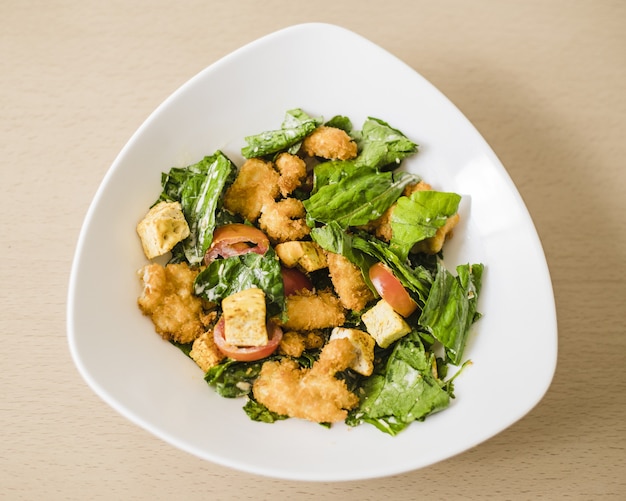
[302,126,358,161]
[258,198,310,243]
[360,181,433,242]
[326,252,375,311]
[137,263,210,344]
[189,326,225,372]
[275,152,307,197]
[278,289,345,331]
[223,158,280,222]
[253,338,360,423]
[278,330,326,358]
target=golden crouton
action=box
[223,158,280,222]
[222,288,267,347]
[326,252,375,311]
[136,201,190,259]
[189,327,226,372]
[302,126,358,160]
[278,289,345,331]
[361,299,411,348]
[275,241,327,272]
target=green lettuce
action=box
[419,262,484,365]
[241,108,321,158]
[158,151,236,265]
[304,166,419,228]
[390,190,462,260]
[194,248,285,318]
[348,331,451,436]
[354,117,418,169]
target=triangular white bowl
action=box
[68,23,557,481]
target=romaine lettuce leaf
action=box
[419,262,484,365]
[194,248,285,318]
[390,190,461,261]
[304,166,419,228]
[355,117,418,169]
[204,359,263,398]
[349,331,451,436]
[158,152,236,265]
[241,108,321,158]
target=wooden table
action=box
[2,1,624,498]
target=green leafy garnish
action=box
[349,332,451,436]
[419,262,484,365]
[194,248,285,318]
[390,190,462,261]
[241,108,321,158]
[158,151,236,264]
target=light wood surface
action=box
[2,1,625,499]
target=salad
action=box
[135,109,484,436]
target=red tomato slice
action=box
[204,223,270,264]
[281,266,313,296]
[369,262,418,318]
[213,316,283,362]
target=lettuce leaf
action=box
[354,117,418,169]
[349,331,451,436]
[304,166,419,228]
[158,151,236,265]
[419,262,484,365]
[194,248,285,318]
[241,108,320,158]
[390,190,461,261]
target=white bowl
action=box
[67,23,557,481]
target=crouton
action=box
[275,241,327,272]
[136,201,190,259]
[361,299,411,348]
[222,288,267,347]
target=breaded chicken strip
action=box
[326,252,375,311]
[189,326,225,372]
[278,289,345,331]
[278,330,325,358]
[253,338,359,423]
[302,126,357,161]
[274,152,307,197]
[223,158,280,222]
[258,198,310,243]
[137,263,211,344]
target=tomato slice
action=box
[369,262,418,317]
[204,223,270,264]
[213,316,283,362]
[281,266,313,296]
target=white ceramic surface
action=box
[67,23,557,481]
